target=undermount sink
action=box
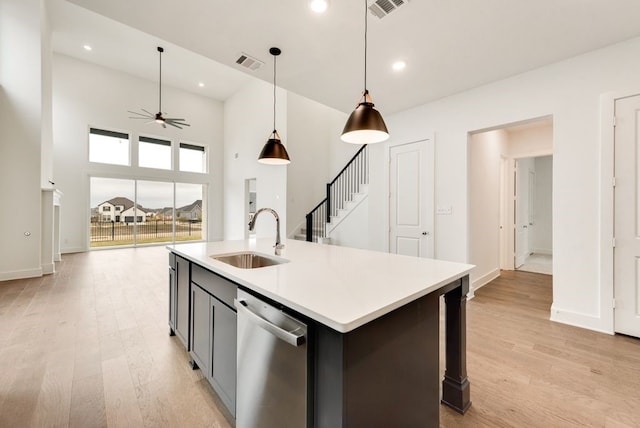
[211,251,288,269]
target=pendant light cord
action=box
[363,0,367,94]
[273,53,277,134]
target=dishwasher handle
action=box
[234,299,306,347]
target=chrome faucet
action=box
[248,208,284,255]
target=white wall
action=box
[506,125,554,158]
[224,79,287,241]
[534,156,552,254]
[40,0,54,188]
[52,54,225,253]
[327,197,370,250]
[468,129,507,290]
[0,0,47,280]
[286,92,348,236]
[367,36,640,334]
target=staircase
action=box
[296,145,369,243]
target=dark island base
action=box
[313,276,471,428]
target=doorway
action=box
[514,155,552,275]
[468,117,553,293]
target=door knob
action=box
[422,231,429,236]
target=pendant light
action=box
[341,0,389,144]
[258,47,291,165]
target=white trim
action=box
[62,246,85,254]
[471,268,500,294]
[42,263,55,275]
[0,268,43,281]
[533,248,552,256]
[550,304,613,335]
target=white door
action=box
[614,94,640,338]
[389,140,434,258]
[527,169,536,255]
[514,159,529,268]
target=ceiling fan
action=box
[128,46,190,129]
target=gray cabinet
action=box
[190,284,211,373]
[174,255,190,349]
[169,263,176,335]
[211,296,237,413]
[190,264,237,417]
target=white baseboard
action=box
[469,268,500,299]
[0,267,43,281]
[62,246,85,254]
[533,248,553,256]
[42,263,55,275]
[549,304,613,335]
[54,253,61,262]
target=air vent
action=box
[368,0,408,19]
[235,53,264,71]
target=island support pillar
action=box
[441,275,472,413]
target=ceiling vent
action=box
[235,53,264,71]
[368,0,408,19]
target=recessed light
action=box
[310,0,328,13]
[198,82,205,87]
[392,60,406,71]
[83,45,92,51]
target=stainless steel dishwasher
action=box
[234,289,308,428]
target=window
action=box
[90,177,205,248]
[180,143,206,173]
[139,136,172,170]
[89,128,130,166]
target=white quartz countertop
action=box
[168,239,474,333]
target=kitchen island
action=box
[168,239,473,427]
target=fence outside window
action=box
[90,219,202,247]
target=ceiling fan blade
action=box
[129,116,152,120]
[163,118,186,121]
[167,120,190,127]
[142,108,155,116]
[166,121,182,129]
[128,110,149,117]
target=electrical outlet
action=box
[436,205,452,215]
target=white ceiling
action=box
[52,0,640,115]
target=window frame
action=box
[138,135,173,170]
[179,142,207,174]
[88,127,131,166]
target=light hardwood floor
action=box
[0,247,638,427]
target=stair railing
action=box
[305,145,368,242]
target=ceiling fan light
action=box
[258,136,291,165]
[341,102,389,144]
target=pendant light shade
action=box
[341,90,389,144]
[341,0,389,144]
[258,47,291,165]
[258,131,290,165]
